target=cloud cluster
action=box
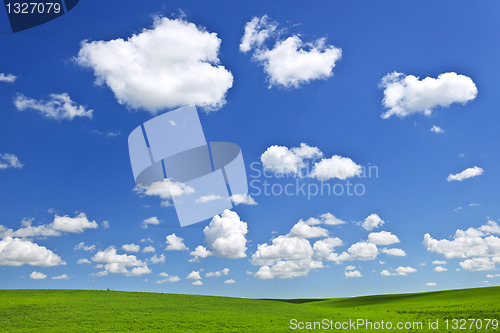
[447,166,484,182]
[241,16,342,88]
[0,153,23,170]
[261,143,361,180]
[92,247,151,276]
[379,72,477,119]
[14,93,93,120]
[77,17,233,113]
[156,272,180,284]
[424,220,500,271]
[0,237,65,267]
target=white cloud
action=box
[77,17,233,113]
[261,143,322,175]
[309,155,362,181]
[312,237,344,261]
[460,258,496,272]
[424,220,500,260]
[204,210,248,259]
[341,241,379,261]
[345,270,362,278]
[122,244,140,253]
[74,242,95,251]
[52,274,69,280]
[51,213,98,233]
[0,237,65,267]
[432,260,447,265]
[447,166,484,182]
[30,271,47,280]
[192,280,203,286]
[288,220,328,239]
[241,16,341,88]
[368,231,400,246]
[434,266,448,272]
[165,233,188,251]
[189,245,213,262]
[239,15,276,53]
[0,153,23,170]
[143,246,155,253]
[156,273,180,284]
[345,265,356,271]
[206,268,230,278]
[319,213,346,226]
[134,179,194,206]
[380,248,406,257]
[196,194,223,204]
[0,73,17,83]
[229,194,257,205]
[142,217,160,229]
[431,125,444,134]
[186,270,202,280]
[14,93,93,120]
[426,282,437,287]
[361,214,384,231]
[91,247,150,276]
[101,220,110,229]
[149,254,165,264]
[380,266,417,276]
[77,258,91,264]
[379,72,477,119]
[224,279,235,284]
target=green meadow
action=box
[0,286,499,332]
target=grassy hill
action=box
[1,287,499,332]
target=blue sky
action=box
[1,0,500,298]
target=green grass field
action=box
[1,287,499,332]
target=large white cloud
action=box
[241,16,342,88]
[424,220,500,271]
[309,155,362,181]
[261,143,322,175]
[379,72,477,119]
[447,166,484,182]
[204,210,248,259]
[0,237,65,267]
[14,93,93,120]
[368,231,400,246]
[92,247,151,276]
[0,153,23,170]
[76,17,233,113]
[51,213,98,233]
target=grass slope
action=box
[0,287,499,332]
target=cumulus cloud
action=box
[196,194,223,204]
[51,213,98,233]
[318,213,346,226]
[379,72,477,119]
[142,217,160,229]
[14,93,93,120]
[0,237,65,267]
[229,194,258,205]
[165,233,188,251]
[0,153,23,170]
[156,273,180,284]
[134,179,194,207]
[189,245,213,262]
[241,16,341,88]
[192,280,203,286]
[52,274,70,280]
[287,220,328,239]
[361,214,384,231]
[434,266,447,272]
[0,73,17,83]
[76,17,233,113]
[204,210,248,259]
[186,270,202,280]
[30,271,47,280]
[380,248,406,257]
[426,282,437,287]
[261,143,322,175]
[206,268,229,278]
[143,246,155,254]
[149,254,165,264]
[309,155,362,181]
[345,270,362,278]
[431,125,444,134]
[91,247,151,277]
[380,266,417,276]
[74,242,95,251]
[447,166,484,182]
[77,258,91,264]
[432,260,447,265]
[368,231,400,246]
[424,220,500,271]
[122,243,140,253]
[224,279,235,284]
